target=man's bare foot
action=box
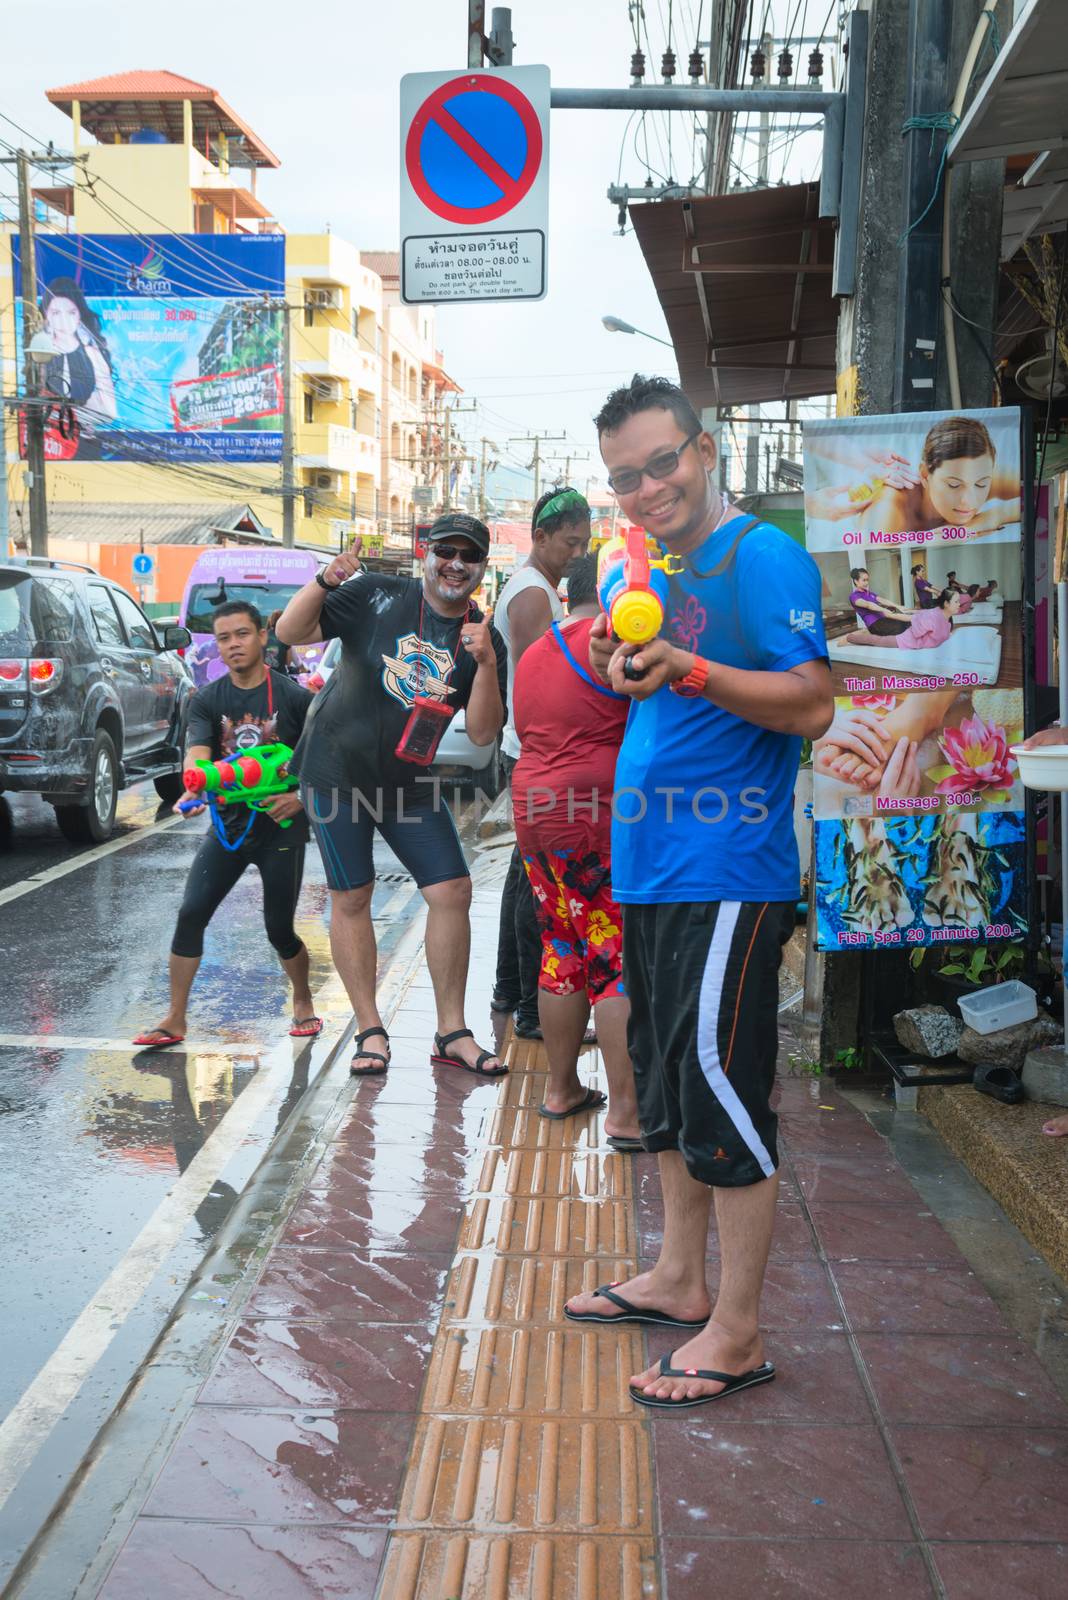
[542,1078,592,1116]
[629,1318,764,1403]
[133,1016,186,1046]
[565,1269,711,1325]
[434,1029,503,1075]
[1043,1114,1068,1137]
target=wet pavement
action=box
[0,785,444,1589]
[4,851,1064,1598]
[6,825,1068,1597]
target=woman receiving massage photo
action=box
[807,416,1018,537]
[840,586,964,651]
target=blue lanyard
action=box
[551,622,627,700]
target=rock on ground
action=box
[893,1005,964,1060]
[957,1013,1064,1072]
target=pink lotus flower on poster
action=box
[849,693,896,714]
[928,713,1017,802]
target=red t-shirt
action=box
[512,617,629,857]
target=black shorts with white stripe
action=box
[623,900,795,1188]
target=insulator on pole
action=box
[630,48,646,84]
[661,48,676,82]
[808,47,824,82]
[688,47,704,82]
[750,47,766,81]
[777,48,794,82]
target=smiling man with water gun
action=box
[132,600,317,1051]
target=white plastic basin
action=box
[957,980,1037,1036]
[1010,744,1068,791]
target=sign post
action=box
[400,66,549,305]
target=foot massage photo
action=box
[802,408,1022,548]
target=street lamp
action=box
[601,314,673,348]
[28,329,58,365]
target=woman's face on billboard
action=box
[45,296,81,351]
[922,453,994,525]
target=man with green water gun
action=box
[133,601,317,1050]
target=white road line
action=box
[0,1034,265,1056]
[0,813,185,909]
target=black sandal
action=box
[350,1026,390,1077]
[430,1027,507,1077]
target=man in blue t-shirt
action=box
[564,375,832,1412]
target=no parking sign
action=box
[399,66,550,305]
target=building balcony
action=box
[296,423,379,477]
[295,325,378,391]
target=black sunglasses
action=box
[606,428,702,495]
[429,542,484,565]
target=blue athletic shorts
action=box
[302,785,469,891]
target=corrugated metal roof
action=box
[362,251,400,284]
[629,182,838,409]
[45,71,281,169]
[26,502,274,547]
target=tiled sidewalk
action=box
[96,881,1068,1599]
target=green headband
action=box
[534,488,590,529]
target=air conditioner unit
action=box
[311,378,343,403]
[314,471,342,493]
[307,287,341,310]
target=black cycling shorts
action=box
[624,900,795,1188]
[303,784,468,891]
[172,820,307,961]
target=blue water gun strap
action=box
[551,622,628,700]
[209,792,258,852]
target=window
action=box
[304,390,315,424]
[0,576,33,652]
[110,588,157,651]
[32,577,75,641]
[391,352,401,390]
[88,585,125,649]
[350,399,358,431]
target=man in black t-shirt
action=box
[277,513,508,1077]
[133,601,317,1050]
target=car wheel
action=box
[55,729,119,843]
[153,771,184,803]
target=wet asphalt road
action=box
[0,782,446,1477]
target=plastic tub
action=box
[957,980,1037,1036]
[1011,743,1068,791]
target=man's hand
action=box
[1019,726,1068,751]
[608,638,690,700]
[460,618,496,668]
[260,792,304,823]
[588,611,615,683]
[322,538,363,588]
[173,787,206,817]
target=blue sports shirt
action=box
[611,511,827,905]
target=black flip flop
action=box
[607,1134,645,1152]
[629,1353,776,1410]
[431,1027,507,1077]
[563,1282,709,1329]
[538,1086,607,1120]
[973,1064,1024,1105]
[350,1026,390,1077]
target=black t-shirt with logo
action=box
[290,574,507,796]
[185,669,312,843]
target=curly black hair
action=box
[593,372,701,438]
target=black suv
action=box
[0,559,194,842]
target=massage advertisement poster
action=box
[802,407,1027,952]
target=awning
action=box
[629,181,837,409]
[948,0,1068,260]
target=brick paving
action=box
[95,881,1068,1599]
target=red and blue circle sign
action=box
[405,73,543,226]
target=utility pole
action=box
[16,150,47,558]
[280,302,295,547]
[478,436,499,520]
[508,430,567,504]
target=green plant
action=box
[909,942,1025,983]
[787,1049,822,1078]
[835,1045,863,1071]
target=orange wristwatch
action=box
[670,655,710,698]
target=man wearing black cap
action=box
[276,514,508,1076]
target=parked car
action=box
[310,637,503,795]
[0,558,194,842]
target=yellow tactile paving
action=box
[380,1017,662,1599]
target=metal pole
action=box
[1058,578,1068,1044]
[17,150,47,559]
[490,8,514,65]
[468,0,486,68]
[0,379,9,562]
[442,407,452,509]
[281,302,294,547]
[550,86,838,113]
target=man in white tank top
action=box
[491,488,592,1039]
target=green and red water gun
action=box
[179,743,299,846]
